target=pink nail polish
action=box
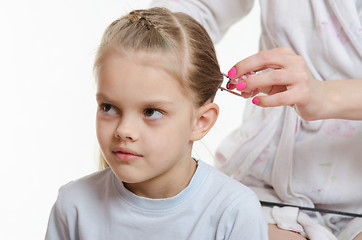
[252,97,259,105]
[236,81,246,91]
[226,82,236,90]
[228,67,237,78]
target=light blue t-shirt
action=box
[45,160,268,240]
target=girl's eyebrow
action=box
[144,100,175,107]
[96,93,114,103]
[96,93,175,106]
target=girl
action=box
[45,8,267,239]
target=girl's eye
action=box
[100,103,117,114]
[144,108,163,120]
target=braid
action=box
[128,10,157,31]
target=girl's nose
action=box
[114,118,139,142]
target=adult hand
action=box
[227,46,326,121]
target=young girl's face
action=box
[96,51,199,198]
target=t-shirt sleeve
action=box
[45,195,70,240]
[150,0,255,43]
[45,183,76,240]
[220,192,268,240]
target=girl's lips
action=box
[112,148,142,162]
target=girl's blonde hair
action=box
[95,7,222,170]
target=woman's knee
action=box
[268,224,307,240]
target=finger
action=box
[243,69,294,93]
[262,85,287,95]
[228,46,295,79]
[252,88,302,108]
[240,92,253,98]
[239,88,261,98]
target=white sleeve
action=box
[150,0,255,43]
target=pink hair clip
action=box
[218,72,255,97]
[218,72,243,97]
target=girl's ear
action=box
[190,102,219,141]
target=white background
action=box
[0,0,260,239]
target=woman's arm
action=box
[321,79,362,120]
[150,0,255,43]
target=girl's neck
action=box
[123,158,198,199]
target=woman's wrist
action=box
[322,79,362,120]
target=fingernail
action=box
[226,82,236,90]
[236,81,246,91]
[252,97,259,105]
[228,67,237,78]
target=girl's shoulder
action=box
[198,160,258,203]
[55,168,114,207]
[205,161,254,192]
[197,161,266,235]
